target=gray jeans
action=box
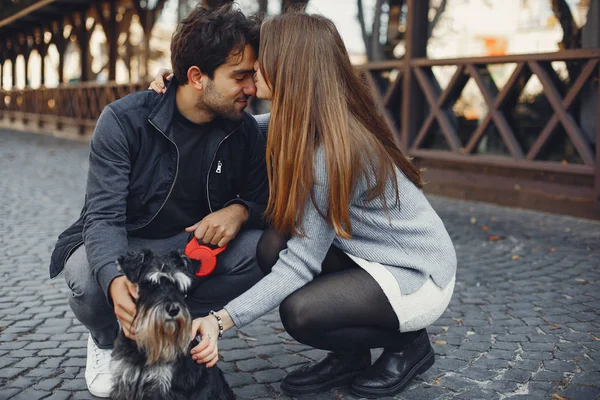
[63,230,264,349]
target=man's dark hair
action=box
[170,4,260,82]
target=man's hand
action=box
[109,276,138,340]
[186,204,249,247]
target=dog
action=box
[109,249,235,400]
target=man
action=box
[48,5,267,397]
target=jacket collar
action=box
[147,77,179,134]
[148,77,244,136]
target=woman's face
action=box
[253,61,273,101]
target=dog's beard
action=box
[134,304,192,365]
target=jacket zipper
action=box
[206,124,242,213]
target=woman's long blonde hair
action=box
[260,12,422,239]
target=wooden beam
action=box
[0,0,56,29]
[466,64,524,158]
[528,60,595,165]
[595,63,600,216]
[527,59,599,160]
[401,0,428,151]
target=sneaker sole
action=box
[280,370,363,396]
[349,350,435,398]
[86,385,111,398]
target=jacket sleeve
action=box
[83,106,131,300]
[224,148,335,327]
[225,114,269,229]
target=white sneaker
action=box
[85,333,113,398]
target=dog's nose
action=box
[166,303,180,317]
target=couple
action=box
[50,4,457,398]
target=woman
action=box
[151,11,456,398]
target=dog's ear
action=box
[117,249,153,283]
[169,250,195,276]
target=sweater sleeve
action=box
[224,149,335,327]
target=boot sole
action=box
[349,350,435,399]
[280,370,363,396]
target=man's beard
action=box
[199,80,248,121]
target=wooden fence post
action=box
[401,0,429,152]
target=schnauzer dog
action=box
[109,249,235,400]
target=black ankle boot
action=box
[280,350,371,396]
[350,330,434,398]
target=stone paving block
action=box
[253,369,287,384]
[401,384,453,400]
[435,375,473,391]
[5,377,38,389]
[9,390,51,400]
[456,387,500,399]
[236,358,273,372]
[224,372,255,388]
[233,383,271,398]
[462,367,501,381]
[0,358,18,369]
[0,368,25,379]
[13,357,46,369]
[557,384,600,399]
[268,354,309,369]
[221,349,256,362]
[0,388,22,399]
[44,391,71,400]
[486,379,520,392]
[503,368,533,383]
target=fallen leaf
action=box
[488,235,503,241]
[512,254,520,260]
[434,340,447,345]
[237,331,257,341]
[550,248,556,252]
[482,225,489,231]
[336,394,343,399]
[592,335,600,341]
[470,217,477,224]
[451,317,462,324]
[433,376,443,385]
[442,327,448,332]
[551,394,567,400]
[575,278,588,284]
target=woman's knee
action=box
[279,293,316,340]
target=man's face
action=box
[199,44,257,120]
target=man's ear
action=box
[187,66,204,91]
[116,249,153,283]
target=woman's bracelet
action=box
[209,310,224,339]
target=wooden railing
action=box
[357,49,600,218]
[0,81,149,134]
[0,50,598,218]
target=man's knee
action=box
[63,245,106,304]
[215,229,263,275]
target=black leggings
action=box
[257,228,424,353]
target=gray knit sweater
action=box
[224,114,457,328]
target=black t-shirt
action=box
[132,109,213,239]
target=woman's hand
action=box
[148,68,173,94]
[190,316,220,367]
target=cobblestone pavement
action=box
[0,129,599,400]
